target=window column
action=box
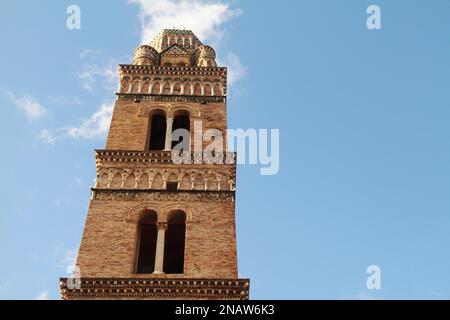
[153,222,168,274]
[164,117,174,151]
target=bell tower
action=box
[60,29,250,300]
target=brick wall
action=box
[105,98,228,151]
[76,197,238,279]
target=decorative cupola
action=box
[133,45,159,66]
[195,45,217,67]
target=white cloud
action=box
[41,1,243,146]
[129,0,246,86]
[130,0,241,46]
[35,291,50,300]
[7,92,46,122]
[39,102,114,144]
[39,129,57,145]
[220,52,246,86]
[79,62,118,93]
[66,102,114,139]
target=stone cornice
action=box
[95,150,237,166]
[60,277,250,300]
[116,93,226,104]
[91,189,235,203]
[119,64,227,79]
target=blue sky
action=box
[1,0,450,300]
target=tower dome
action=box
[133,45,159,66]
[195,45,217,67]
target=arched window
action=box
[172,111,190,149]
[136,210,157,274]
[163,211,186,274]
[149,113,166,150]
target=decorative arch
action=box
[204,83,212,96]
[151,81,160,94]
[110,173,122,189]
[141,78,150,94]
[185,82,193,95]
[207,174,219,191]
[137,173,150,189]
[193,173,205,190]
[151,173,164,189]
[173,82,181,95]
[179,173,191,190]
[97,173,109,188]
[193,83,201,96]
[213,83,221,96]
[130,77,140,93]
[120,77,131,93]
[219,175,228,191]
[124,173,136,189]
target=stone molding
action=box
[91,189,235,203]
[60,277,250,300]
[117,93,226,104]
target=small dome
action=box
[196,45,216,59]
[133,45,159,66]
[195,45,217,67]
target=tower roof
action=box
[149,29,203,53]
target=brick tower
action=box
[60,29,250,300]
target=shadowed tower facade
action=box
[60,29,250,300]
